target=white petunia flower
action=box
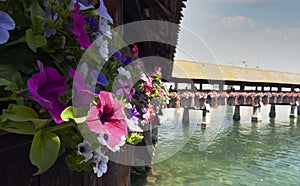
[94,35,109,61]
[118,67,131,79]
[93,149,109,178]
[77,140,93,162]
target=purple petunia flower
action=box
[125,106,143,132]
[90,70,109,86]
[72,0,94,10]
[70,3,91,49]
[43,3,58,38]
[96,0,113,39]
[98,0,113,24]
[27,60,69,124]
[84,17,98,31]
[0,10,15,44]
[113,51,132,66]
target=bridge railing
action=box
[167,91,300,109]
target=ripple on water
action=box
[132,107,300,185]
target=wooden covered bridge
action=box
[170,60,300,92]
[166,60,300,124]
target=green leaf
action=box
[0,78,18,93]
[126,132,144,145]
[31,119,51,129]
[0,121,36,135]
[0,78,13,86]
[11,71,24,90]
[3,104,38,121]
[29,1,46,32]
[2,104,49,129]
[65,151,93,172]
[0,114,7,123]
[0,66,21,91]
[61,106,86,123]
[26,29,47,53]
[0,65,16,79]
[30,130,60,175]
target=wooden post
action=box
[219,82,224,92]
[269,104,276,119]
[289,104,297,118]
[240,84,245,91]
[175,82,178,91]
[201,103,210,129]
[251,105,262,122]
[233,105,241,121]
[182,107,189,124]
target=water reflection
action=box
[132,105,300,185]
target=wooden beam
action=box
[145,0,174,20]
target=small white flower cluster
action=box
[77,140,109,177]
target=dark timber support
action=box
[233,105,241,121]
[289,104,297,118]
[269,104,276,119]
[251,105,262,122]
[182,108,189,124]
[201,103,210,129]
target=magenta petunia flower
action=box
[27,60,69,124]
[132,44,139,59]
[86,91,128,151]
[70,3,91,49]
[69,69,96,108]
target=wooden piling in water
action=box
[251,105,262,122]
[289,104,297,118]
[233,105,241,121]
[269,104,276,119]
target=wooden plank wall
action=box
[0,133,132,186]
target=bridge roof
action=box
[172,60,300,85]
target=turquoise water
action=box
[131,105,300,186]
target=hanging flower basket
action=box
[0,0,169,184]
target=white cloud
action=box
[258,27,300,38]
[221,16,262,29]
[210,0,283,4]
[210,0,257,3]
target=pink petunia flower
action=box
[132,44,139,59]
[70,3,91,49]
[86,91,128,152]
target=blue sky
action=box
[175,0,300,73]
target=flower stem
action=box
[43,121,75,133]
[4,36,26,47]
[48,53,65,74]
